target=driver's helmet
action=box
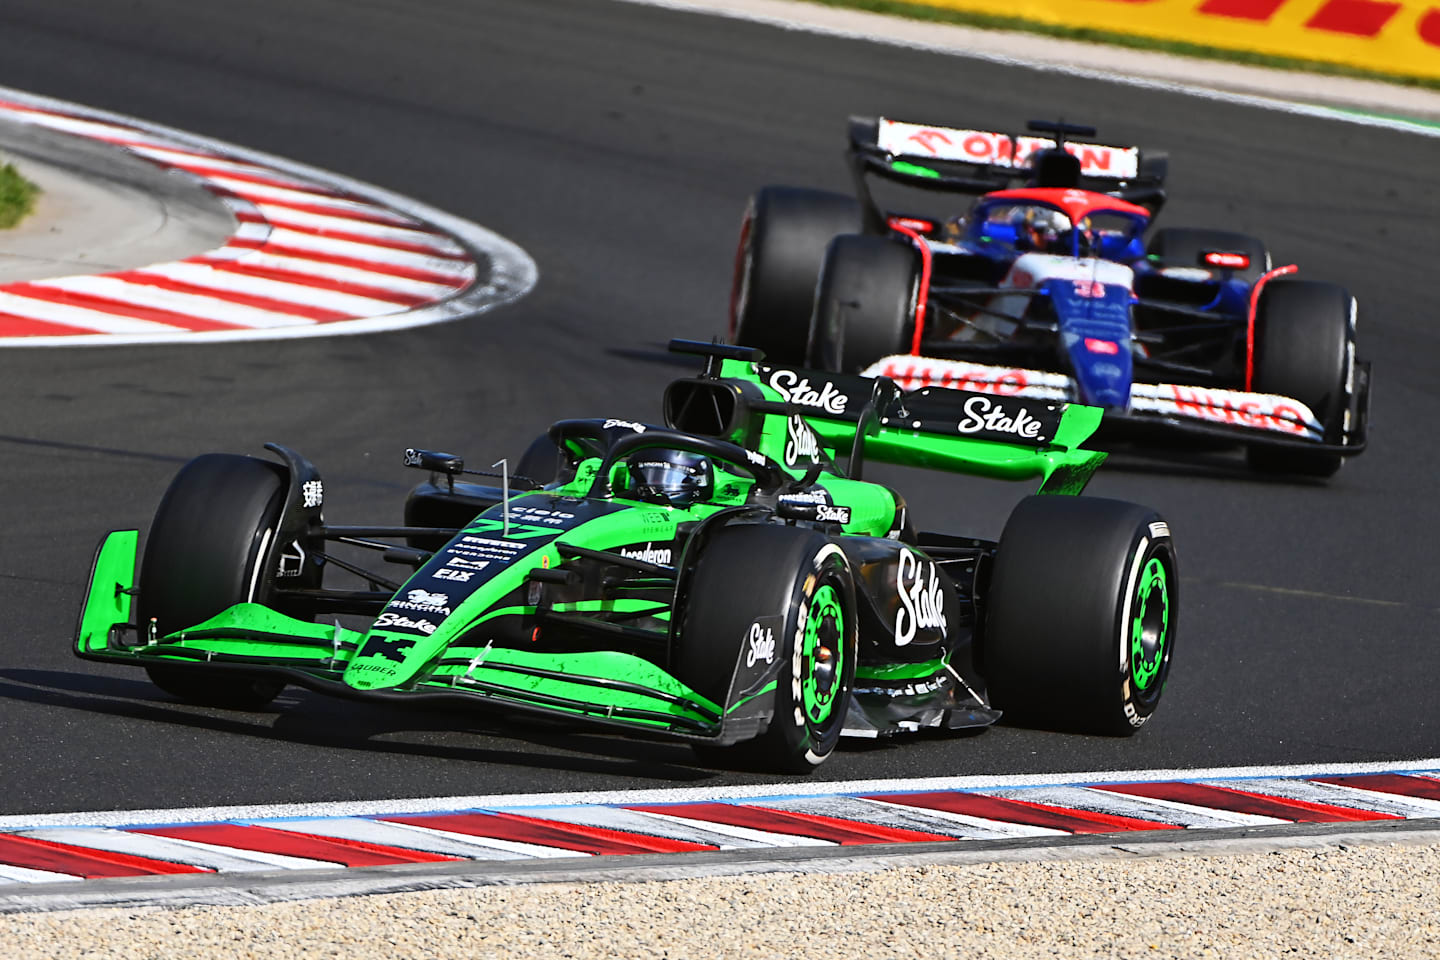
[1011,206,1070,254]
[625,449,713,505]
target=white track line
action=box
[3,758,1438,831]
[18,828,334,872]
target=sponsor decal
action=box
[895,549,947,647]
[784,415,823,467]
[744,449,766,467]
[359,634,419,662]
[855,675,947,698]
[466,518,559,540]
[781,488,831,505]
[301,479,324,509]
[402,449,424,467]
[462,535,526,549]
[887,216,936,233]
[388,588,451,616]
[957,395,1045,440]
[348,661,401,674]
[1084,338,1120,355]
[602,419,646,432]
[1091,361,1124,379]
[446,556,491,571]
[816,504,851,525]
[277,541,306,578]
[618,543,673,566]
[1203,251,1250,269]
[876,119,1141,179]
[746,621,776,667]
[1160,266,1214,282]
[372,612,437,635]
[505,505,575,525]
[767,369,850,415]
[432,568,473,583]
[868,356,1074,400]
[1129,382,1322,437]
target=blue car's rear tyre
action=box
[809,234,918,374]
[137,453,289,709]
[677,524,857,772]
[983,496,1177,736]
[730,186,860,365]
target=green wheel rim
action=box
[802,583,844,725]
[1130,556,1170,692]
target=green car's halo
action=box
[75,340,1177,771]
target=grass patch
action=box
[801,0,1440,91]
[0,160,40,229]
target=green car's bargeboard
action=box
[75,340,1177,771]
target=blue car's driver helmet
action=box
[1011,207,1070,254]
[625,449,713,506]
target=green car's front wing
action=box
[74,530,745,742]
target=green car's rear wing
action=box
[665,340,1107,495]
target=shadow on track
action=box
[1095,446,1334,486]
[0,668,716,784]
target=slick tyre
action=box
[676,524,857,772]
[1145,227,1269,285]
[137,454,289,709]
[731,186,860,364]
[1246,280,1354,478]
[809,234,918,373]
[984,496,1177,736]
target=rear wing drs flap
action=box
[847,116,1167,226]
[665,341,1107,495]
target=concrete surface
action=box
[0,117,234,283]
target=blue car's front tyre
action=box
[137,453,290,709]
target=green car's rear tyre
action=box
[677,524,857,772]
[983,496,1177,736]
[137,454,290,709]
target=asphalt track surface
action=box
[0,0,1434,818]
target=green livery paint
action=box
[891,160,939,179]
[802,584,845,725]
[73,342,1139,762]
[725,357,1107,495]
[1130,556,1170,692]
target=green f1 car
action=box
[75,340,1177,771]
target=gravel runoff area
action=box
[4,839,1439,958]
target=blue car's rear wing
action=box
[846,115,1168,229]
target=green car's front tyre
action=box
[677,524,858,772]
[983,495,1178,736]
[137,454,291,709]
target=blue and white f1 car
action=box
[730,117,1370,477]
